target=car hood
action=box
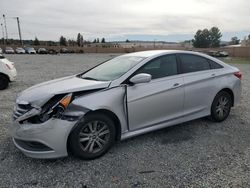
[17,75,111,106]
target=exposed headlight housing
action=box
[39,93,73,122]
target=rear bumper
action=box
[9,118,77,159]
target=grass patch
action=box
[220,57,250,64]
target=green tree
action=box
[209,27,222,47]
[126,39,130,42]
[230,36,240,45]
[93,39,97,43]
[193,29,210,48]
[101,38,105,43]
[59,36,67,46]
[80,35,84,47]
[77,33,81,46]
[34,37,40,45]
[193,27,222,48]
[96,38,100,43]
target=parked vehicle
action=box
[37,48,47,54]
[0,48,2,54]
[48,49,58,54]
[5,47,15,54]
[60,48,69,53]
[24,47,36,54]
[11,50,241,159]
[218,51,229,57]
[15,47,26,54]
[208,50,229,57]
[68,49,75,53]
[0,54,17,89]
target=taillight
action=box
[234,71,242,80]
[5,63,11,70]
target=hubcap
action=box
[79,121,110,153]
[215,96,230,118]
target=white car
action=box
[15,47,25,54]
[5,47,15,54]
[11,50,241,159]
[0,54,17,89]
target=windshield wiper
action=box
[81,76,99,81]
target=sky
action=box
[0,0,250,42]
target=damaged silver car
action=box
[10,50,242,159]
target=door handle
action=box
[172,83,182,88]
[211,73,216,77]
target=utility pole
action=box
[16,17,23,46]
[1,23,5,45]
[2,14,8,43]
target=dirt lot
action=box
[0,54,250,188]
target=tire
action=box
[68,113,116,160]
[210,91,232,122]
[0,74,9,90]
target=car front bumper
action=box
[8,67,17,81]
[9,118,77,159]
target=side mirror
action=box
[129,73,152,84]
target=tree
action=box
[77,33,81,46]
[230,36,240,45]
[34,37,40,45]
[126,39,130,42]
[193,29,211,48]
[242,34,250,46]
[59,36,67,46]
[80,35,84,47]
[101,38,105,43]
[93,39,97,43]
[209,27,222,47]
[192,27,222,48]
[68,39,77,46]
[76,33,84,47]
[96,38,100,43]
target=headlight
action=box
[39,93,73,122]
[58,93,73,109]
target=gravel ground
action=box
[0,54,250,188]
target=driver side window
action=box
[136,55,178,79]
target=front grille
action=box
[13,104,32,120]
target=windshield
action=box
[81,56,145,81]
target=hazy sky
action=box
[1,0,250,41]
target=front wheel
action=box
[210,91,232,122]
[68,113,116,160]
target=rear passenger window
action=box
[179,54,210,73]
[209,60,223,69]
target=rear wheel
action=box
[69,113,116,160]
[210,91,232,122]
[0,74,9,90]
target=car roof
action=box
[121,50,205,58]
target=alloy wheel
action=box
[215,96,230,118]
[79,121,110,153]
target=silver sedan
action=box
[10,50,242,159]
